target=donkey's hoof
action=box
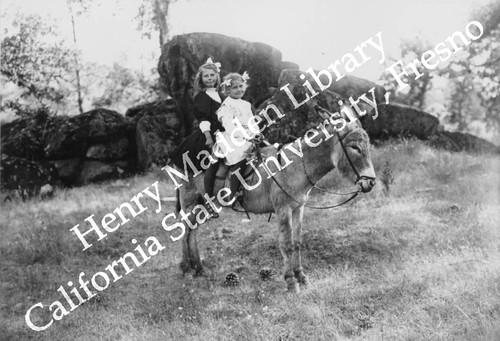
[182,271,194,280]
[194,267,207,277]
[180,262,192,276]
[295,271,311,288]
[298,277,311,288]
[287,282,300,293]
[285,276,300,293]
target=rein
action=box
[269,172,360,209]
[266,132,361,210]
[315,104,375,185]
[299,141,360,197]
[264,104,378,210]
[235,104,374,215]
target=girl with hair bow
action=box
[211,71,258,209]
[171,57,224,217]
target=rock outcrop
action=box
[43,109,129,159]
[361,103,442,140]
[1,108,136,192]
[126,99,183,170]
[429,131,499,154]
[278,69,386,105]
[256,74,344,144]
[1,99,185,196]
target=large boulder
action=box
[257,73,344,144]
[158,32,283,133]
[76,160,127,186]
[280,61,300,71]
[328,74,386,104]
[278,69,386,104]
[361,103,442,140]
[44,109,128,159]
[132,99,183,170]
[429,131,499,154]
[49,158,82,186]
[2,107,141,189]
[0,154,60,198]
[86,137,129,161]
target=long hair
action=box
[193,63,221,93]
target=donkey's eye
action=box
[350,145,361,153]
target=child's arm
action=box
[218,105,244,139]
[193,93,213,133]
[204,130,214,147]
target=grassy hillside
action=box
[1,139,499,341]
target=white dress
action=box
[213,97,257,166]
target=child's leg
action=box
[203,159,220,218]
[204,159,219,197]
[229,160,247,202]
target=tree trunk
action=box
[416,75,431,110]
[67,1,84,115]
[153,0,170,49]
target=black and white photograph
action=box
[1,0,499,340]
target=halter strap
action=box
[267,130,362,210]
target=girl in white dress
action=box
[212,72,258,205]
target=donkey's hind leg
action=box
[292,206,310,288]
[180,229,193,277]
[277,207,300,293]
[187,225,207,276]
[178,190,201,278]
[183,195,210,276]
[180,225,205,276]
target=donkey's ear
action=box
[314,105,331,120]
[355,102,373,122]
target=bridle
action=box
[266,104,375,210]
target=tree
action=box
[91,62,160,112]
[66,0,93,114]
[447,70,482,131]
[136,0,174,49]
[382,36,435,110]
[443,0,500,132]
[1,13,76,116]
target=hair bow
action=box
[221,79,232,86]
[242,71,250,82]
[205,57,221,72]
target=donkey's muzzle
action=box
[357,176,376,193]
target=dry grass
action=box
[1,139,499,341]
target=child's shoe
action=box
[205,202,219,218]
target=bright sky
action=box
[1,0,493,80]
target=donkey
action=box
[168,105,376,292]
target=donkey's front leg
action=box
[277,207,299,293]
[292,205,310,288]
[178,193,203,278]
[180,207,207,277]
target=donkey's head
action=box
[316,104,376,193]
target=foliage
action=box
[65,0,97,114]
[1,13,77,115]
[136,0,175,48]
[381,36,435,110]
[1,10,160,118]
[440,1,500,133]
[90,62,160,112]
[381,1,500,139]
